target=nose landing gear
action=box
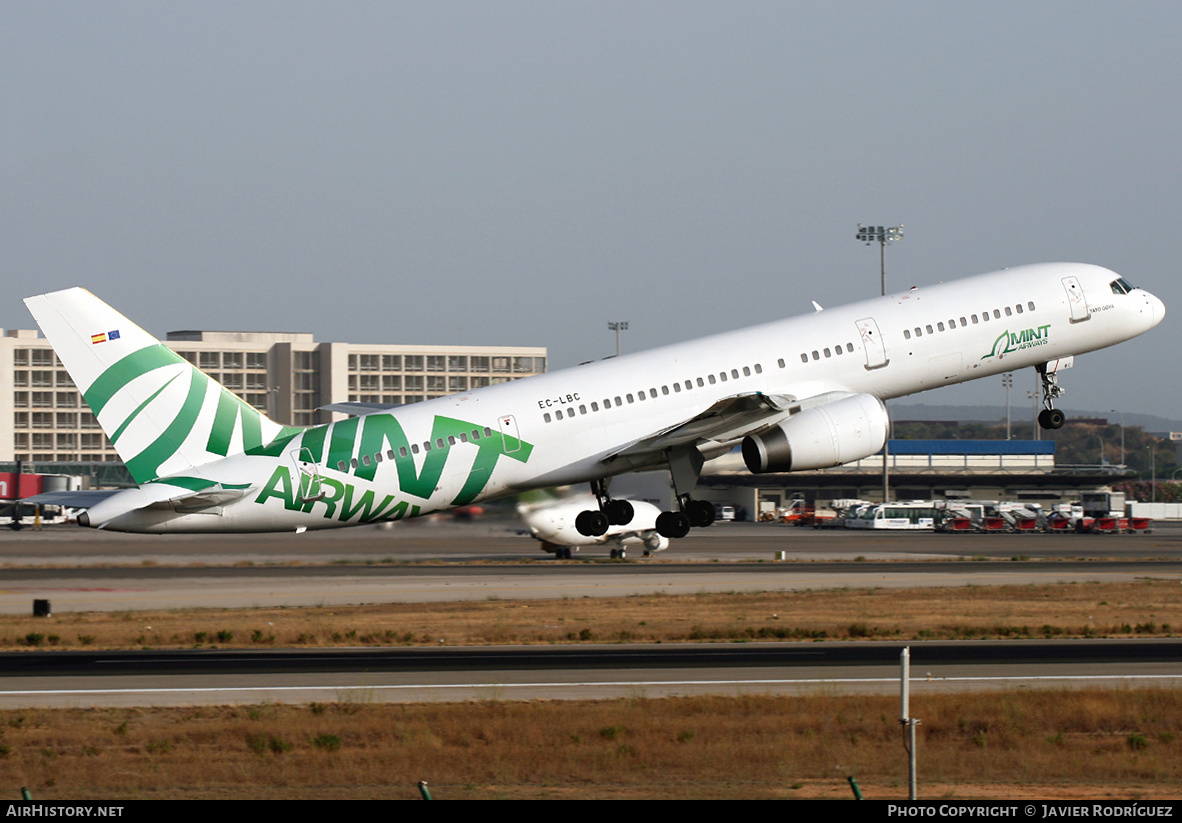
[1036,363,1067,430]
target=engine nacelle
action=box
[742,393,888,473]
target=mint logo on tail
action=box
[83,344,291,483]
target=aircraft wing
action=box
[604,390,869,463]
[604,392,798,461]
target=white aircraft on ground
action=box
[23,262,1163,536]
[517,493,668,559]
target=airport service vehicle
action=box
[23,262,1163,536]
[845,501,939,530]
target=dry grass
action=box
[0,579,1177,650]
[1,689,1179,800]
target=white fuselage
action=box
[95,262,1163,532]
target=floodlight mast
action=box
[855,224,904,298]
[607,321,629,357]
[856,223,904,504]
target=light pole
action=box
[857,224,904,503]
[1110,409,1125,466]
[1002,373,1013,440]
[607,321,629,357]
[856,224,904,297]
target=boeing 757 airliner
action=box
[23,262,1163,536]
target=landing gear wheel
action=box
[656,511,691,539]
[1038,408,1066,430]
[686,499,716,528]
[604,499,635,526]
[575,510,609,537]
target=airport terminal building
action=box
[0,328,546,465]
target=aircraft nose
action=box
[1146,290,1166,328]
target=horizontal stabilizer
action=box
[317,401,403,416]
[21,489,123,509]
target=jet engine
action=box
[741,393,888,473]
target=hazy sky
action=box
[3,1,1180,418]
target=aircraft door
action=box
[855,318,890,370]
[290,446,325,503]
[498,414,521,453]
[1061,276,1090,323]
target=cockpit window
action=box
[1110,278,1137,295]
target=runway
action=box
[2,640,1180,709]
[2,520,1181,613]
[1,520,1179,707]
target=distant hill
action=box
[888,403,1182,434]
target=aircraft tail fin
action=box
[23,287,293,484]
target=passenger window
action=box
[811,351,820,361]
[937,322,945,332]
[754,364,762,374]
[1004,307,1012,316]
[579,405,586,414]
[904,330,911,340]
[708,375,717,384]
[800,354,808,363]
[650,388,658,398]
[591,401,600,410]
[411,444,420,455]
[925,325,934,334]
[1028,301,1036,310]
[846,343,854,353]
[993,309,1001,319]
[337,461,347,471]
[544,412,552,422]
[823,347,831,358]
[556,410,563,420]
[731,369,739,379]
[1015,304,1023,314]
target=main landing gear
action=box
[653,444,716,539]
[574,479,635,537]
[1036,363,1067,430]
[654,496,715,539]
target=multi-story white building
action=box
[0,328,546,464]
